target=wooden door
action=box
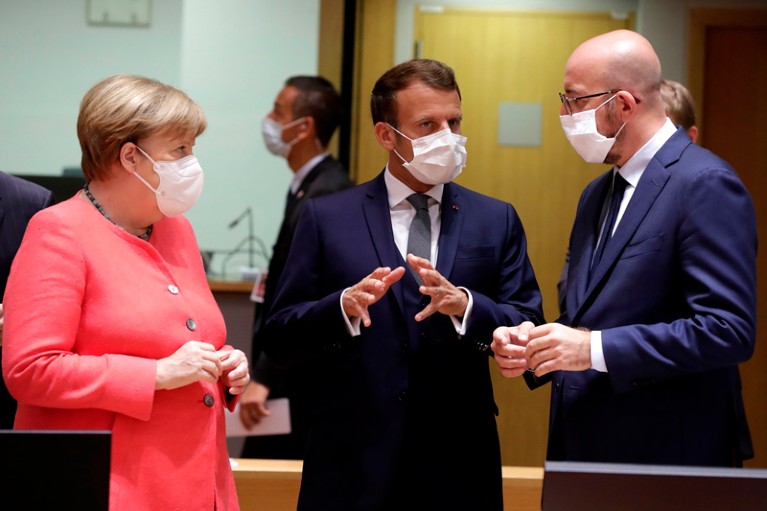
[689,9,767,468]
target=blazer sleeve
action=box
[603,163,757,394]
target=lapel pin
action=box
[452,204,459,211]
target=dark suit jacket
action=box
[531,128,757,466]
[263,172,543,511]
[0,171,54,428]
[243,155,352,459]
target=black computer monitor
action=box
[542,460,767,511]
[0,430,111,510]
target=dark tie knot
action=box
[407,193,429,211]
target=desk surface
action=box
[230,460,544,511]
[208,279,254,293]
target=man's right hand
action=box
[342,266,405,327]
[491,321,535,378]
[239,381,272,429]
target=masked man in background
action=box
[239,75,353,459]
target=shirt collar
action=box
[617,118,677,187]
[383,166,444,209]
[290,152,329,194]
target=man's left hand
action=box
[524,323,591,376]
[407,254,468,321]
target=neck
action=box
[287,138,325,172]
[83,181,153,239]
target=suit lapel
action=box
[573,131,687,320]
[362,172,406,314]
[570,172,611,311]
[435,182,463,280]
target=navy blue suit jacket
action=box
[0,171,53,428]
[537,128,757,466]
[264,172,543,510]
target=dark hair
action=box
[370,59,461,127]
[285,76,341,147]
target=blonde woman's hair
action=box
[77,75,207,181]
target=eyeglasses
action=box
[559,89,622,115]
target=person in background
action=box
[493,29,756,467]
[2,74,250,510]
[262,59,543,510]
[556,76,702,312]
[0,171,53,428]
[238,76,353,459]
[660,78,698,143]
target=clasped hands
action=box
[491,321,592,378]
[156,340,251,394]
[342,254,468,326]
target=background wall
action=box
[2,0,763,275]
[0,0,319,279]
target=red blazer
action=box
[3,196,239,511]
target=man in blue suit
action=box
[0,171,53,428]
[493,29,757,467]
[263,59,543,510]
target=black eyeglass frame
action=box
[559,89,623,115]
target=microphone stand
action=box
[223,207,270,278]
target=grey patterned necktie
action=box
[406,193,431,284]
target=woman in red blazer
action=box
[2,75,250,511]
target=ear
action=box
[374,122,396,151]
[118,142,140,174]
[615,91,638,122]
[688,125,699,144]
[300,116,316,138]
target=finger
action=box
[516,321,537,343]
[360,308,372,328]
[407,253,433,270]
[534,360,553,377]
[382,266,406,286]
[493,327,512,345]
[414,303,436,322]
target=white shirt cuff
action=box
[450,287,473,336]
[340,288,361,336]
[590,330,607,372]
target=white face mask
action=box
[388,125,467,185]
[560,93,626,163]
[134,146,204,217]
[262,116,304,158]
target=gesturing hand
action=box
[342,266,406,327]
[407,254,468,321]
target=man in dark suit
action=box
[263,59,543,510]
[0,171,53,428]
[239,76,353,459]
[492,29,757,467]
